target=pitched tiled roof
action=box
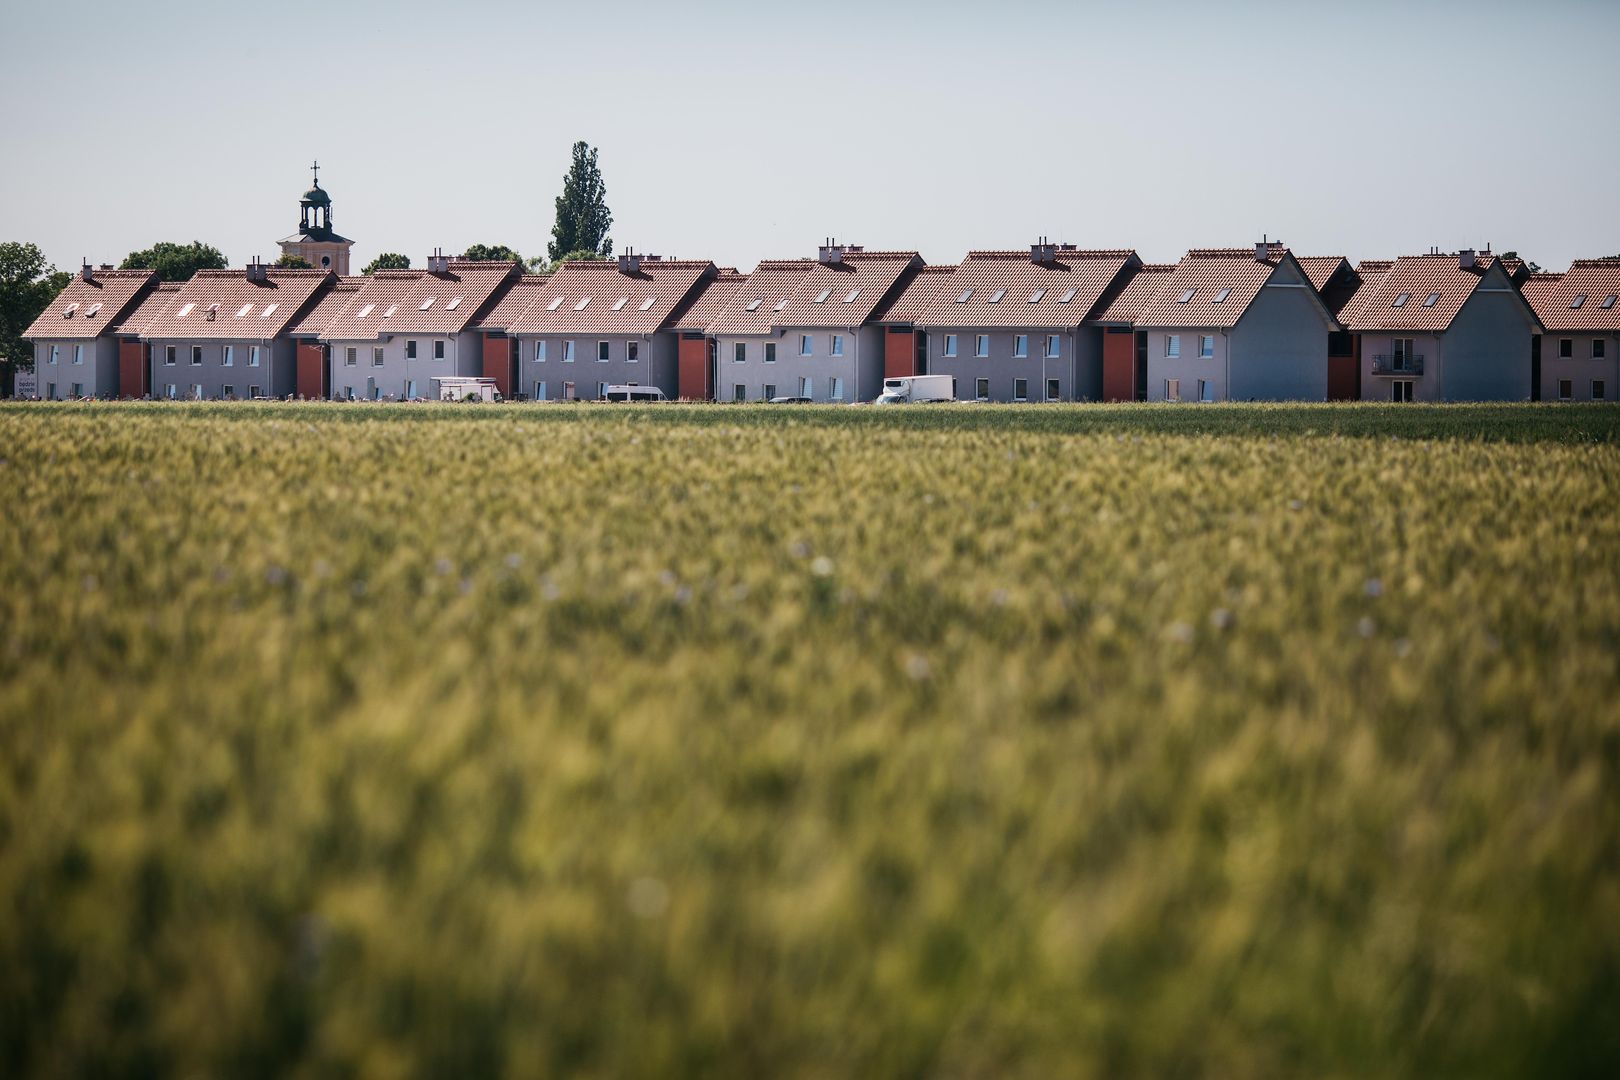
[1340,254,1534,333]
[321,260,520,341]
[508,259,714,336]
[25,269,159,340]
[110,282,182,335]
[1094,264,1174,324]
[705,260,818,336]
[287,277,363,337]
[772,251,923,329]
[1334,261,1393,329]
[872,264,956,324]
[1137,247,1335,330]
[1525,259,1620,332]
[473,274,550,332]
[140,269,333,340]
[670,269,746,332]
[909,249,1139,329]
[1296,256,1351,292]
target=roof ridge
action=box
[1571,258,1620,267]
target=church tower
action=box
[278,161,354,273]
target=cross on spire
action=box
[310,160,320,186]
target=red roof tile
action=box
[771,251,923,329]
[705,260,819,336]
[909,249,1139,329]
[1296,256,1350,292]
[109,282,182,335]
[25,269,159,340]
[670,269,746,332]
[873,264,956,324]
[140,269,333,340]
[1137,247,1333,330]
[1094,264,1174,324]
[287,277,364,337]
[1525,259,1620,332]
[473,274,551,332]
[1340,254,1533,333]
[508,259,714,336]
[321,261,520,340]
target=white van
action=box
[433,377,502,402]
[601,385,668,402]
[875,374,956,404]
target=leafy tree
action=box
[533,249,611,274]
[274,253,313,269]
[1499,250,1542,274]
[462,243,523,264]
[0,242,71,388]
[362,252,411,274]
[547,141,613,261]
[119,241,228,282]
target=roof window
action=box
[446,297,463,310]
[1423,292,1440,307]
[574,297,591,311]
[356,304,374,318]
[1178,289,1196,304]
[1602,295,1617,310]
[640,297,657,311]
[988,289,1006,303]
[383,305,397,319]
[813,289,832,304]
[957,288,973,303]
[1028,288,1046,303]
[176,303,195,317]
[548,297,565,311]
[612,297,628,311]
[1059,288,1077,303]
[1213,288,1231,303]
[1571,294,1587,309]
[261,303,278,318]
[746,298,763,311]
[1393,293,1409,307]
[843,288,861,303]
[774,298,789,311]
[62,302,78,316]
[84,303,102,317]
[235,303,253,317]
[419,297,436,311]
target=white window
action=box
[813,288,832,304]
[988,289,1006,303]
[1164,378,1180,401]
[164,346,175,366]
[70,382,83,398]
[249,384,262,399]
[1177,289,1195,304]
[734,342,746,363]
[191,346,203,366]
[1029,288,1046,304]
[830,334,844,357]
[734,384,747,401]
[72,344,83,365]
[535,340,547,362]
[1558,379,1573,401]
[405,380,418,399]
[166,383,177,399]
[1165,335,1180,358]
[434,340,445,360]
[763,383,777,400]
[372,347,385,366]
[406,340,418,359]
[1199,335,1214,359]
[974,377,989,400]
[46,381,57,399]
[248,346,260,367]
[942,334,957,357]
[562,381,575,400]
[764,342,776,363]
[626,341,638,363]
[534,380,547,401]
[1046,378,1060,401]
[48,345,59,365]
[974,334,989,358]
[222,345,234,367]
[1045,335,1060,359]
[1013,335,1028,358]
[345,347,357,366]
[800,334,812,356]
[1198,378,1213,402]
[1013,378,1028,401]
[798,376,812,398]
[191,383,203,399]
[829,376,844,400]
[563,340,575,362]
[597,341,610,362]
[1393,380,1414,403]
[222,384,235,399]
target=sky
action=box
[2,0,1617,275]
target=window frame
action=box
[942,334,957,358]
[1592,338,1606,359]
[563,340,576,363]
[800,334,812,357]
[1046,378,1060,401]
[1559,338,1573,359]
[1558,379,1573,401]
[190,345,203,366]
[733,383,746,401]
[1165,335,1181,359]
[372,347,385,367]
[974,377,989,401]
[764,342,776,363]
[1045,335,1060,359]
[406,339,418,360]
[1012,377,1028,401]
[1164,377,1180,402]
[248,345,261,368]
[1013,334,1028,358]
[345,347,357,367]
[1592,379,1606,401]
[830,334,844,357]
[164,346,176,366]
[734,342,746,363]
[974,334,989,358]
[434,340,445,360]
[222,345,234,367]
[1198,335,1214,359]
[829,376,844,400]
[597,340,611,363]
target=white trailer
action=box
[875,374,956,404]
[433,377,502,403]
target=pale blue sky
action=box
[2,0,1616,274]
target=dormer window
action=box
[843,288,861,303]
[85,303,102,317]
[774,298,788,311]
[612,297,628,311]
[1059,289,1077,303]
[62,302,78,317]
[446,297,463,310]
[382,305,397,319]
[260,303,278,318]
[640,297,657,311]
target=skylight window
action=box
[1571,294,1587,309]
[843,288,861,303]
[774,298,789,311]
[356,304,374,318]
[1392,293,1410,307]
[84,303,102,317]
[988,289,1006,303]
[746,298,763,311]
[383,305,397,319]
[1028,288,1046,303]
[1213,288,1231,303]
[574,297,592,311]
[62,302,78,315]
[1603,295,1618,310]
[176,303,195,317]
[235,303,253,317]
[957,288,974,303]
[1178,289,1196,304]
[260,303,278,318]
[1059,289,1077,303]
[446,297,463,310]
[814,288,833,304]
[548,296,565,311]
[639,297,657,311]
[419,297,436,311]
[1423,292,1440,307]
[612,297,628,311]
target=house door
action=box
[1530,335,1542,401]
[1134,331,1148,401]
[1393,339,1415,372]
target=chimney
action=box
[617,248,642,275]
[80,260,93,282]
[1459,247,1476,270]
[818,238,847,265]
[428,247,449,274]
[246,256,267,283]
[1255,239,1269,260]
[1031,237,1057,264]
[99,263,113,271]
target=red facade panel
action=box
[884,327,916,379]
[1102,330,1135,402]
[481,333,513,398]
[117,339,145,399]
[296,342,325,399]
[678,334,710,400]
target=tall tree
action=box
[274,253,313,269]
[1499,250,1542,274]
[120,241,227,282]
[548,141,613,261]
[462,243,523,264]
[362,253,411,274]
[0,242,71,390]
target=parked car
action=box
[767,396,813,404]
[601,385,668,402]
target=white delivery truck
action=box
[432,377,502,402]
[875,374,955,404]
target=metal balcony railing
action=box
[1372,354,1424,375]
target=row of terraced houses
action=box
[23,177,1620,405]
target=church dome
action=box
[301,184,331,206]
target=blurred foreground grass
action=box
[1,402,1618,1077]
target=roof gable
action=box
[25,270,159,340]
[1341,254,1528,333]
[1526,259,1620,332]
[1137,247,1305,330]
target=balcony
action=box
[1371,354,1424,376]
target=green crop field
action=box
[2,402,1618,1078]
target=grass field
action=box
[2,401,1618,1077]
